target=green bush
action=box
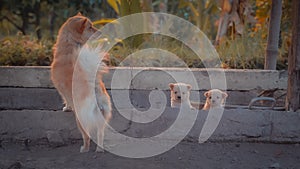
[0,35,53,66]
[0,33,288,70]
[109,34,202,68]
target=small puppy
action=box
[72,45,112,153]
[203,89,228,110]
[51,13,98,112]
[169,83,194,109]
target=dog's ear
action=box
[169,83,174,90]
[187,84,192,90]
[204,91,209,97]
[77,12,83,16]
[78,18,88,33]
[222,92,228,98]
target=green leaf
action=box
[107,0,120,14]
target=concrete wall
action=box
[0,66,288,90]
[1,66,299,144]
[1,109,299,145]
[0,66,288,110]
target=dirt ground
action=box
[0,141,300,169]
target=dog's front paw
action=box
[80,146,89,153]
[95,146,104,153]
[63,106,72,112]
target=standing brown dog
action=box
[51,13,97,112]
[51,13,112,153]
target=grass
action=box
[216,33,266,69]
[215,29,288,69]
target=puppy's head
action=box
[169,83,192,103]
[62,13,98,44]
[204,89,228,107]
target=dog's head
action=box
[169,83,192,103]
[62,13,98,44]
[204,89,228,107]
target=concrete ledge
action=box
[0,88,63,110]
[0,66,288,90]
[0,66,52,88]
[1,108,299,143]
[0,88,272,110]
[0,110,80,142]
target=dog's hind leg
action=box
[95,107,112,153]
[61,87,74,112]
[95,124,105,152]
[76,117,90,153]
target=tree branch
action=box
[1,15,26,35]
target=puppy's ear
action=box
[222,92,228,98]
[204,91,209,97]
[187,84,192,90]
[77,12,83,16]
[169,83,175,90]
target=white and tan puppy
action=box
[203,89,228,110]
[169,83,194,109]
[72,45,112,153]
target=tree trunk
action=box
[286,0,300,112]
[214,0,238,45]
[264,0,282,70]
[196,0,203,29]
[159,0,168,13]
[21,6,30,35]
[120,0,143,49]
[49,10,56,41]
[142,0,153,12]
[170,0,177,14]
[34,1,41,40]
[120,0,141,16]
[120,0,131,17]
